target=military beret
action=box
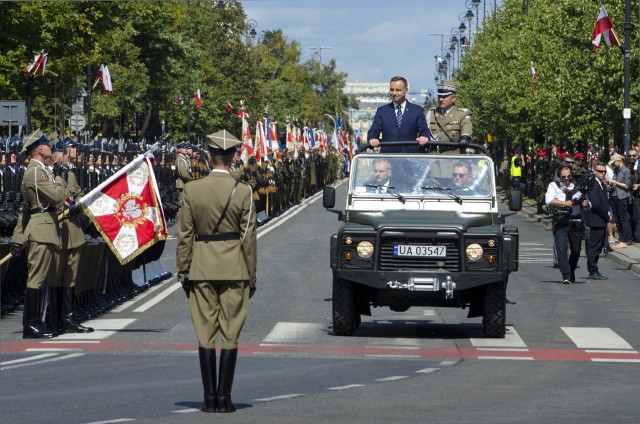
[21,129,49,154]
[437,80,458,96]
[537,149,547,157]
[559,152,568,159]
[573,153,584,160]
[206,129,241,155]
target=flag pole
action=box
[623,0,631,154]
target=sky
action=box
[243,0,500,102]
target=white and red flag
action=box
[77,154,167,264]
[530,61,538,85]
[194,89,202,110]
[592,5,620,51]
[95,64,114,94]
[23,51,48,75]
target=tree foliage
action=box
[456,0,638,150]
[0,0,354,142]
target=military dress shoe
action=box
[562,278,572,285]
[588,273,608,280]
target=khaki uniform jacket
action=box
[175,153,192,191]
[55,170,86,249]
[21,160,65,247]
[426,105,472,142]
[177,171,257,286]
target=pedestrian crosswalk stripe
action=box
[562,327,634,350]
[469,326,527,348]
[52,319,136,341]
[261,322,326,345]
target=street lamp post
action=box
[309,46,333,94]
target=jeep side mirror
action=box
[323,186,336,208]
[508,188,522,211]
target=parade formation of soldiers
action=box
[0,128,347,330]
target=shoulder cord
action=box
[212,181,239,234]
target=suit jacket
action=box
[177,171,257,286]
[585,179,610,228]
[367,101,431,153]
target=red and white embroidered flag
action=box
[592,5,620,51]
[78,154,167,264]
[23,51,47,75]
[194,89,202,110]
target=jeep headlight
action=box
[356,241,374,258]
[465,243,483,261]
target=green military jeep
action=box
[323,142,521,338]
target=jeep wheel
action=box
[333,278,357,336]
[482,281,506,338]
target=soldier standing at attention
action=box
[12,130,66,338]
[426,80,472,153]
[50,140,93,334]
[177,129,257,413]
[175,142,192,203]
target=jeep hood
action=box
[347,210,496,230]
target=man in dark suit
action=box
[586,163,611,280]
[367,76,431,153]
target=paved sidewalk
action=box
[516,201,640,276]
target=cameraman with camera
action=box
[546,164,591,284]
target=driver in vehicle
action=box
[365,158,393,192]
[450,161,473,191]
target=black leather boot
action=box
[217,348,238,413]
[198,347,217,412]
[60,287,94,333]
[23,288,55,339]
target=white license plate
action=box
[393,244,447,258]
[393,244,446,257]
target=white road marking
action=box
[0,353,57,365]
[416,367,440,373]
[52,319,136,340]
[439,360,458,366]
[327,384,364,391]
[562,327,634,350]
[253,394,306,402]
[364,354,420,359]
[110,281,170,313]
[469,326,526,348]
[83,419,135,424]
[585,349,639,354]
[133,277,180,312]
[478,356,534,360]
[591,358,640,363]
[257,190,323,239]
[41,340,100,344]
[376,375,409,382]
[261,322,326,344]
[172,408,200,413]
[1,353,85,370]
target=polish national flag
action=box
[531,62,538,86]
[194,89,202,110]
[592,5,620,51]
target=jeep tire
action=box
[332,278,357,336]
[482,281,506,338]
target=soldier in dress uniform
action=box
[49,139,93,334]
[12,130,67,338]
[175,142,192,203]
[177,129,257,413]
[425,80,472,153]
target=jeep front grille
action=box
[379,238,460,271]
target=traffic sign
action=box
[69,114,86,131]
[355,129,362,135]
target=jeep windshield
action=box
[349,153,495,210]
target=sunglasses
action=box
[595,169,606,173]
[452,173,469,178]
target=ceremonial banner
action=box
[78,154,167,264]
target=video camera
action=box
[571,173,595,205]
